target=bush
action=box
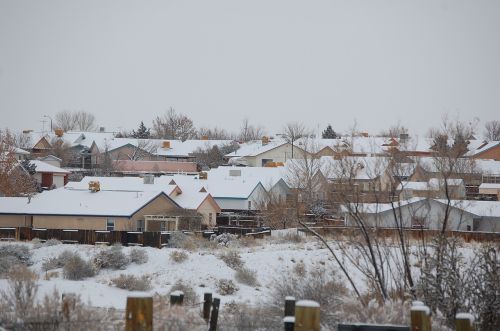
[235,267,259,286]
[216,279,239,295]
[111,274,151,291]
[167,232,196,250]
[0,244,31,265]
[129,248,148,264]
[63,254,96,280]
[44,239,62,246]
[31,238,43,249]
[219,250,244,270]
[170,280,197,305]
[94,244,129,270]
[212,233,238,247]
[0,255,23,277]
[42,250,77,271]
[170,250,189,263]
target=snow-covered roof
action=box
[30,160,70,174]
[342,197,426,214]
[398,178,464,191]
[66,176,179,195]
[397,181,430,191]
[207,166,286,191]
[466,141,500,157]
[225,139,288,158]
[155,139,234,157]
[443,200,500,218]
[0,188,178,217]
[475,159,500,175]
[479,183,500,189]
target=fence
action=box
[298,226,500,243]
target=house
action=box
[66,175,221,228]
[398,178,466,199]
[112,160,198,175]
[0,188,187,231]
[343,198,475,231]
[467,141,500,160]
[478,183,500,201]
[31,160,70,189]
[226,137,308,167]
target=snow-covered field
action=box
[0,230,478,311]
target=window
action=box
[136,220,144,232]
[411,217,425,229]
[248,200,252,209]
[160,221,166,232]
[261,159,273,166]
[209,213,213,223]
[106,218,115,231]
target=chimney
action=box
[88,181,100,192]
[143,174,154,184]
[54,129,64,137]
[261,136,269,146]
[199,171,208,180]
[201,135,209,140]
[99,127,105,133]
[361,132,369,137]
[399,133,409,141]
[162,141,171,149]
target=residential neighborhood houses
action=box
[1,122,500,241]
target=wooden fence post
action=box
[284,296,296,317]
[209,297,220,331]
[125,295,153,331]
[294,300,320,331]
[410,301,431,331]
[203,292,212,322]
[283,316,295,331]
[455,313,475,331]
[170,290,184,306]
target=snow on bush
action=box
[94,244,129,270]
[216,279,239,295]
[44,238,62,246]
[111,274,151,291]
[63,254,96,280]
[0,243,32,275]
[167,232,196,250]
[235,266,259,287]
[212,233,238,247]
[170,250,189,263]
[129,247,148,264]
[42,250,78,271]
[219,250,244,270]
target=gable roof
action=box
[30,160,70,174]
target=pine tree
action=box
[322,124,337,139]
[20,159,37,175]
[132,121,151,139]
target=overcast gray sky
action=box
[1,0,499,136]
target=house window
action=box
[261,159,273,166]
[136,220,144,232]
[248,200,252,209]
[411,217,425,229]
[106,218,115,231]
[160,221,166,232]
[209,213,213,223]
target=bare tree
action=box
[197,126,233,140]
[152,107,197,141]
[191,142,239,169]
[55,110,97,131]
[484,120,500,141]
[0,130,37,197]
[125,139,159,161]
[378,121,409,138]
[282,122,306,158]
[238,118,265,142]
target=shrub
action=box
[31,238,43,249]
[1,265,38,318]
[94,244,129,270]
[212,233,238,247]
[216,279,239,295]
[168,232,196,250]
[0,256,21,276]
[0,244,31,265]
[170,250,189,263]
[219,250,244,270]
[42,250,77,271]
[235,267,259,286]
[111,274,151,291]
[44,239,62,246]
[63,254,96,280]
[129,248,148,264]
[170,280,197,305]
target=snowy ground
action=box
[0,230,478,311]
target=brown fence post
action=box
[284,296,296,317]
[410,301,431,331]
[170,290,184,306]
[455,313,475,331]
[209,297,220,331]
[125,295,153,331]
[203,292,212,322]
[294,300,320,331]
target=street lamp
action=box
[43,115,52,131]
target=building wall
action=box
[108,145,155,161]
[473,217,500,233]
[245,143,307,167]
[129,194,180,224]
[475,145,500,161]
[33,215,131,230]
[0,215,31,227]
[197,198,219,227]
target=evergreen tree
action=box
[322,124,337,139]
[132,121,151,139]
[20,159,37,175]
